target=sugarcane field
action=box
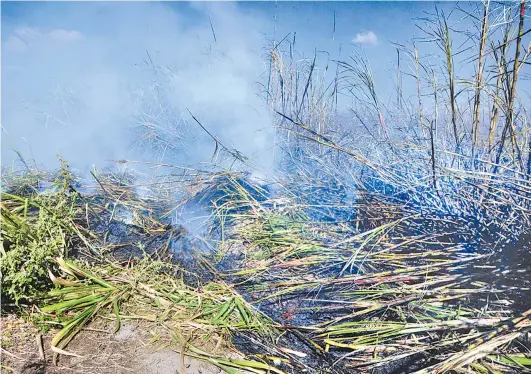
[1,1,531,374]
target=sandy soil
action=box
[1,315,224,374]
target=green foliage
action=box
[1,163,83,304]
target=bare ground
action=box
[1,315,227,374]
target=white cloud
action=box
[48,29,83,42]
[4,36,28,52]
[4,27,83,52]
[351,31,378,46]
[14,27,41,39]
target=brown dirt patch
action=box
[1,315,227,374]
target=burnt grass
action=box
[199,184,531,373]
[3,173,530,374]
[87,217,215,287]
[228,237,528,373]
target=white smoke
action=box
[1,2,275,174]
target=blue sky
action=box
[1,1,490,172]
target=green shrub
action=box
[1,163,83,304]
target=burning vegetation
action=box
[2,1,531,373]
